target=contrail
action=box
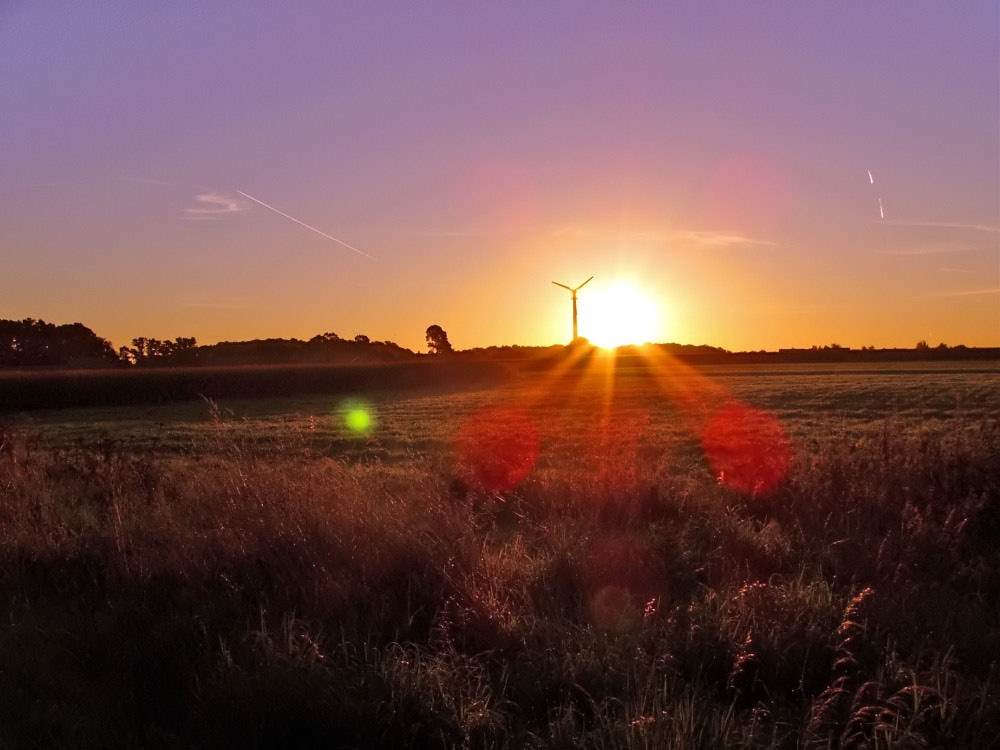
[878,197,884,219]
[867,169,874,184]
[235,190,376,261]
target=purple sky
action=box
[2,2,998,350]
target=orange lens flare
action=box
[700,402,791,495]
[454,406,539,492]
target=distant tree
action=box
[0,318,117,367]
[309,332,340,344]
[148,339,169,359]
[936,342,949,350]
[170,337,198,364]
[353,334,370,344]
[121,336,198,366]
[425,324,453,354]
[915,340,930,350]
[129,337,150,364]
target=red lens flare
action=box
[701,152,791,233]
[581,534,667,629]
[700,402,791,496]
[454,406,540,492]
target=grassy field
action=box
[1,359,999,747]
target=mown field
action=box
[1,359,999,748]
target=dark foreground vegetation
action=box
[1,410,997,748]
[0,360,510,411]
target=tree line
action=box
[0,319,459,368]
[3,317,986,369]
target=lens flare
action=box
[700,402,791,495]
[701,152,791,232]
[454,405,539,491]
[339,398,375,436]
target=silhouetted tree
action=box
[0,318,117,367]
[128,337,151,364]
[353,334,370,344]
[425,325,453,354]
[915,340,930,350]
[169,337,198,364]
[121,336,198,366]
[309,332,341,344]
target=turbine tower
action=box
[552,276,593,342]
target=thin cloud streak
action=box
[876,243,990,256]
[236,190,376,261]
[676,230,776,248]
[185,192,248,216]
[545,226,775,248]
[881,220,1000,234]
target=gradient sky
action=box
[2,2,998,352]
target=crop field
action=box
[1,359,999,748]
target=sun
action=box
[581,281,662,348]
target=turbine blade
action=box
[552,282,573,291]
[575,276,594,291]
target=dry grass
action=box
[0,366,998,747]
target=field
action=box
[2,358,999,747]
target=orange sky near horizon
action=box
[6,200,999,354]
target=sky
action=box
[2,1,998,352]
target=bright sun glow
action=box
[581,281,662,348]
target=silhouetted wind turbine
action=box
[552,276,593,342]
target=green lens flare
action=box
[346,407,371,432]
[340,398,375,435]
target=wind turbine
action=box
[552,276,593,342]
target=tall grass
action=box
[0,412,997,747]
